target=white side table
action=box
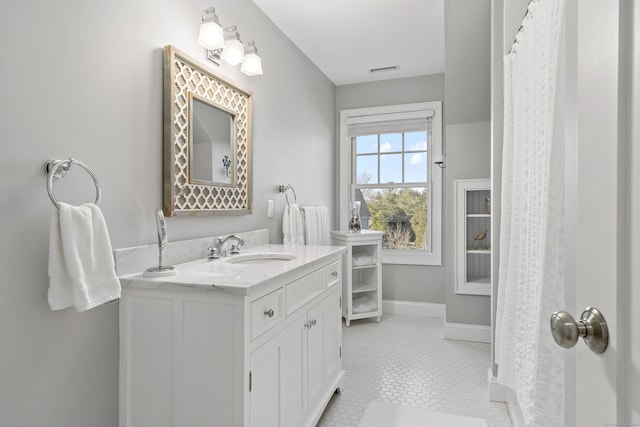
[330,230,384,326]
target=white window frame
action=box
[338,101,443,266]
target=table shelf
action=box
[330,230,384,326]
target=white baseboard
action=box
[487,369,507,402]
[487,371,518,426]
[380,302,490,344]
[382,300,445,318]
[442,321,491,343]
[504,386,525,427]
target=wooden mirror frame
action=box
[162,45,253,216]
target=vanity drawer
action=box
[250,288,284,340]
[286,268,325,316]
[326,260,342,288]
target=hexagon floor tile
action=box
[317,314,512,427]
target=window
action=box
[339,102,442,265]
[354,130,430,250]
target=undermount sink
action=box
[224,252,296,265]
[177,259,238,278]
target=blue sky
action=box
[356,131,428,183]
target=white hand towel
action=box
[301,206,329,245]
[48,203,121,312]
[283,203,305,245]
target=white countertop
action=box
[119,244,345,297]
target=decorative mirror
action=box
[162,45,253,216]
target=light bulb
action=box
[198,21,224,49]
[243,54,261,74]
[222,38,244,66]
[197,9,224,50]
[240,45,263,76]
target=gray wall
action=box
[445,0,492,126]
[336,74,447,304]
[334,0,493,316]
[444,0,492,325]
[0,0,335,425]
[336,74,446,111]
[443,122,491,325]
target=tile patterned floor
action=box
[317,314,512,427]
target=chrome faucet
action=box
[213,234,245,258]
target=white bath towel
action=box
[48,203,121,312]
[352,253,375,267]
[352,295,377,314]
[283,203,305,245]
[301,206,329,245]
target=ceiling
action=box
[251,0,445,86]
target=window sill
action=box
[382,250,442,266]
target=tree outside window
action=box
[353,130,430,251]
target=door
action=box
[564,0,638,425]
[307,290,342,406]
[250,315,307,427]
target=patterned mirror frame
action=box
[162,45,253,216]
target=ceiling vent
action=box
[368,65,400,74]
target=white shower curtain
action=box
[495,0,566,425]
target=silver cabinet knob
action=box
[264,309,274,318]
[331,271,338,277]
[550,307,608,354]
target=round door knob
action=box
[550,311,580,348]
[332,271,338,277]
[264,309,274,318]
[550,307,608,354]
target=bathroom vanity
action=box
[116,233,345,427]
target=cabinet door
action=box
[323,291,342,381]
[250,316,307,427]
[307,290,342,405]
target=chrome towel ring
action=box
[277,184,297,206]
[44,158,101,209]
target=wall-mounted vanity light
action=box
[197,7,224,50]
[198,7,263,76]
[240,41,263,76]
[221,26,244,66]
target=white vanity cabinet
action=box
[250,287,341,427]
[119,253,344,427]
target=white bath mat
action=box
[357,401,487,427]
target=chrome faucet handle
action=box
[229,243,241,255]
[207,247,220,260]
